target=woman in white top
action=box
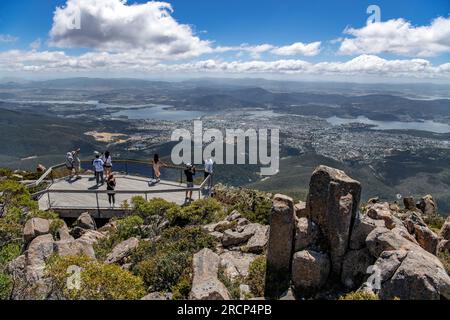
[103,151,113,176]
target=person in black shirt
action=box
[184,163,196,203]
[106,174,116,208]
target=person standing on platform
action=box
[93,154,105,185]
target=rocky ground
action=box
[0,166,449,300]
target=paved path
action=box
[38,175,201,211]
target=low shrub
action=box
[218,267,242,300]
[0,272,12,300]
[49,219,65,239]
[213,184,272,225]
[46,255,146,300]
[27,210,59,221]
[423,215,446,233]
[116,215,144,240]
[94,215,145,261]
[132,226,216,293]
[0,220,23,248]
[0,180,37,210]
[339,291,380,300]
[132,197,177,219]
[0,242,22,267]
[167,198,225,226]
[171,273,192,300]
[246,256,266,297]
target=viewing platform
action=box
[30,161,212,219]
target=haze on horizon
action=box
[0,0,449,83]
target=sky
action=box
[0,0,449,82]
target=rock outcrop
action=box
[291,250,330,295]
[189,248,231,300]
[306,166,361,278]
[23,218,50,243]
[106,237,139,264]
[265,194,295,299]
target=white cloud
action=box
[215,42,322,58]
[49,0,212,59]
[271,42,321,56]
[339,16,450,57]
[1,49,448,80]
[30,39,42,51]
[0,34,18,43]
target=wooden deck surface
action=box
[38,175,202,211]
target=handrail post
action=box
[95,192,100,215]
[47,192,51,210]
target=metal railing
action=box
[28,160,214,213]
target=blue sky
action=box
[0,0,449,81]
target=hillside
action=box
[0,165,449,300]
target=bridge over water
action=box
[30,160,212,218]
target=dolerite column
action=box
[265,194,295,299]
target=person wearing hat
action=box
[184,162,196,203]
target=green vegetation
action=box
[0,179,37,210]
[132,226,216,296]
[167,198,225,226]
[218,267,242,300]
[46,255,145,300]
[94,215,145,261]
[423,215,446,233]
[132,196,177,219]
[0,272,12,300]
[214,184,272,225]
[438,251,450,275]
[246,256,266,297]
[0,243,21,266]
[339,291,380,300]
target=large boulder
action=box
[190,248,231,300]
[413,224,440,254]
[403,212,440,254]
[242,225,269,254]
[341,248,375,289]
[403,196,417,211]
[306,166,361,277]
[372,248,450,300]
[349,214,384,250]
[222,228,254,248]
[74,212,96,230]
[437,239,450,253]
[291,250,330,295]
[294,217,319,252]
[294,201,307,218]
[219,251,257,280]
[265,194,295,299]
[367,203,398,230]
[23,218,50,243]
[440,217,450,240]
[417,195,438,216]
[105,237,139,264]
[54,239,96,259]
[25,234,54,283]
[366,227,417,258]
